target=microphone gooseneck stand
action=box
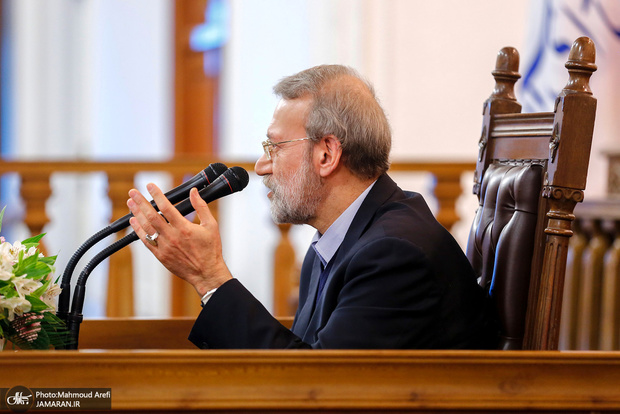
[57,227,114,326]
[65,232,138,349]
[56,163,228,348]
[62,166,249,349]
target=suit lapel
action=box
[292,174,402,342]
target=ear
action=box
[315,135,343,178]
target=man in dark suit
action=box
[127,65,498,349]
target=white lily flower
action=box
[41,283,62,310]
[0,268,12,281]
[0,296,32,321]
[12,276,42,299]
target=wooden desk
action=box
[2,350,620,412]
[2,319,620,413]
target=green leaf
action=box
[23,262,54,280]
[12,250,32,276]
[32,277,52,298]
[0,284,17,298]
[39,255,57,266]
[26,295,51,312]
[0,206,5,233]
[21,233,45,246]
[14,254,53,279]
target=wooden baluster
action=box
[106,171,136,317]
[559,217,587,350]
[170,266,203,316]
[576,218,609,350]
[431,169,463,231]
[273,223,298,317]
[600,218,620,350]
[20,171,52,256]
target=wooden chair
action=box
[466,37,597,350]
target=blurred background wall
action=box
[1,0,617,318]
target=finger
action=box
[189,187,216,226]
[147,183,187,227]
[128,187,166,235]
[139,185,171,231]
[128,216,145,239]
[128,216,160,252]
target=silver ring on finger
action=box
[145,232,159,247]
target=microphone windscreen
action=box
[204,162,228,183]
[228,166,250,192]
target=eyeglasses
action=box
[261,137,312,160]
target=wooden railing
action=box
[0,158,475,318]
[561,198,620,350]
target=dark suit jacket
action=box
[189,174,497,349]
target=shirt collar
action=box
[311,181,376,266]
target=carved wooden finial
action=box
[490,46,521,102]
[563,36,597,95]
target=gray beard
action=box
[263,159,323,225]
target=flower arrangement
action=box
[0,208,70,350]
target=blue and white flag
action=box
[522,0,620,197]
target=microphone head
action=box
[204,162,228,183]
[228,166,250,192]
[174,166,250,215]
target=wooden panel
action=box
[79,318,197,349]
[1,350,620,412]
[491,112,554,137]
[487,113,553,161]
[77,317,295,350]
[487,136,551,161]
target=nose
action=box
[255,153,272,176]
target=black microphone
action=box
[172,166,250,216]
[57,162,228,326]
[64,166,249,349]
[109,162,228,232]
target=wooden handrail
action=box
[0,158,475,318]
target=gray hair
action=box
[273,65,391,179]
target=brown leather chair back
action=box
[466,37,597,350]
